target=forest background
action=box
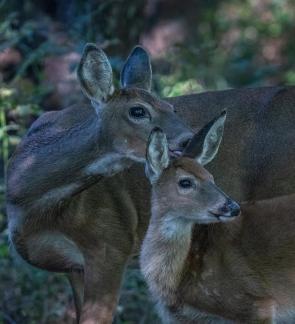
[0,0,294,323]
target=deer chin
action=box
[185,212,234,225]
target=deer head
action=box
[77,44,193,162]
[145,111,240,224]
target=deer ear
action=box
[120,46,152,91]
[183,111,227,165]
[77,43,114,103]
[145,128,170,184]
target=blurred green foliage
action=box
[0,0,294,323]
[155,0,295,95]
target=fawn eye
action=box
[129,106,148,119]
[178,178,194,189]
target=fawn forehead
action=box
[109,88,174,112]
[172,157,213,181]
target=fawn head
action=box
[77,44,193,162]
[145,111,240,224]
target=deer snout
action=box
[168,133,193,157]
[220,199,241,217]
[210,198,240,222]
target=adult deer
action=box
[141,119,295,323]
[6,44,193,323]
[7,42,295,322]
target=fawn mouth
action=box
[217,215,236,222]
[209,211,235,222]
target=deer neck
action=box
[84,112,133,177]
[85,145,132,177]
[140,207,194,303]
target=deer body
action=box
[6,45,193,323]
[141,118,295,323]
[169,86,295,201]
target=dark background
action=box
[0,0,294,323]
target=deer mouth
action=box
[209,211,236,222]
[169,149,182,158]
[169,136,193,158]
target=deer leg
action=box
[79,243,131,324]
[23,230,84,272]
[16,231,86,321]
[68,270,84,323]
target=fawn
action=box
[141,113,295,323]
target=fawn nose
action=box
[221,199,241,217]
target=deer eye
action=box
[178,178,194,189]
[129,106,148,119]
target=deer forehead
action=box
[108,88,174,113]
[173,158,214,182]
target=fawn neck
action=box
[140,206,195,303]
[140,200,240,306]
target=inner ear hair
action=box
[77,43,114,103]
[183,110,226,165]
[198,111,226,165]
[145,127,169,183]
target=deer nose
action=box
[222,199,240,217]
[168,134,193,157]
[180,137,191,150]
[175,134,193,151]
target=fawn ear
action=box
[145,128,170,184]
[183,111,226,165]
[120,46,152,91]
[77,43,114,103]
